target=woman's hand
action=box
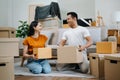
[31,54,38,60]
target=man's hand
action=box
[78,45,86,51]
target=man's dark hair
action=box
[67,12,78,20]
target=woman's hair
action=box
[67,12,78,20]
[28,21,38,36]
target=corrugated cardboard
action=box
[57,46,83,63]
[0,27,16,38]
[89,53,112,79]
[0,57,14,80]
[0,38,19,56]
[46,45,58,58]
[96,42,117,54]
[117,36,120,45]
[33,48,52,59]
[104,54,120,80]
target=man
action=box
[57,12,92,73]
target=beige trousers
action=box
[56,52,89,73]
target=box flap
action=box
[0,27,16,31]
[105,54,120,61]
[89,53,111,57]
[0,57,13,63]
[46,45,58,49]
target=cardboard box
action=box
[0,27,16,38]
[57,46,83,63]
[117,36,120,45]
[89,53,111,79]
[33,48,52,59]
[0,38,19,56]
[96,42,117,54]
[104,54,120,80]
[0,57,14,80]
[46,45,58,58]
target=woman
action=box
[23,21,51,74]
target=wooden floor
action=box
[15,76,98,80]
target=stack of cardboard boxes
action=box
[0,27,19,80]
[104,54,120,80]
[89,41,120,80]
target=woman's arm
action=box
[23,45,34,58]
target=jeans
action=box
[26,58,51,74]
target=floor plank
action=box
[15,76,98,80]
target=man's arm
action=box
[79,36,93,51]
[59,39,67,47]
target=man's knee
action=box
[80,67,89,73]
[79,61,89,73]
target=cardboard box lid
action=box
[57,46,79,53]
[0,57,13,63]
[105,54,120,61]
[97,41,116,44]
[89,53,111,58]
[0,27,16,31]
[46,45,58,49]
[0,38,19,42]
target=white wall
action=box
[95,0,120,28]
[9,0,58,28]
[11,0,95,28]
[0,0,8,26]
[1,0,120,28]
[58,0,95,20]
